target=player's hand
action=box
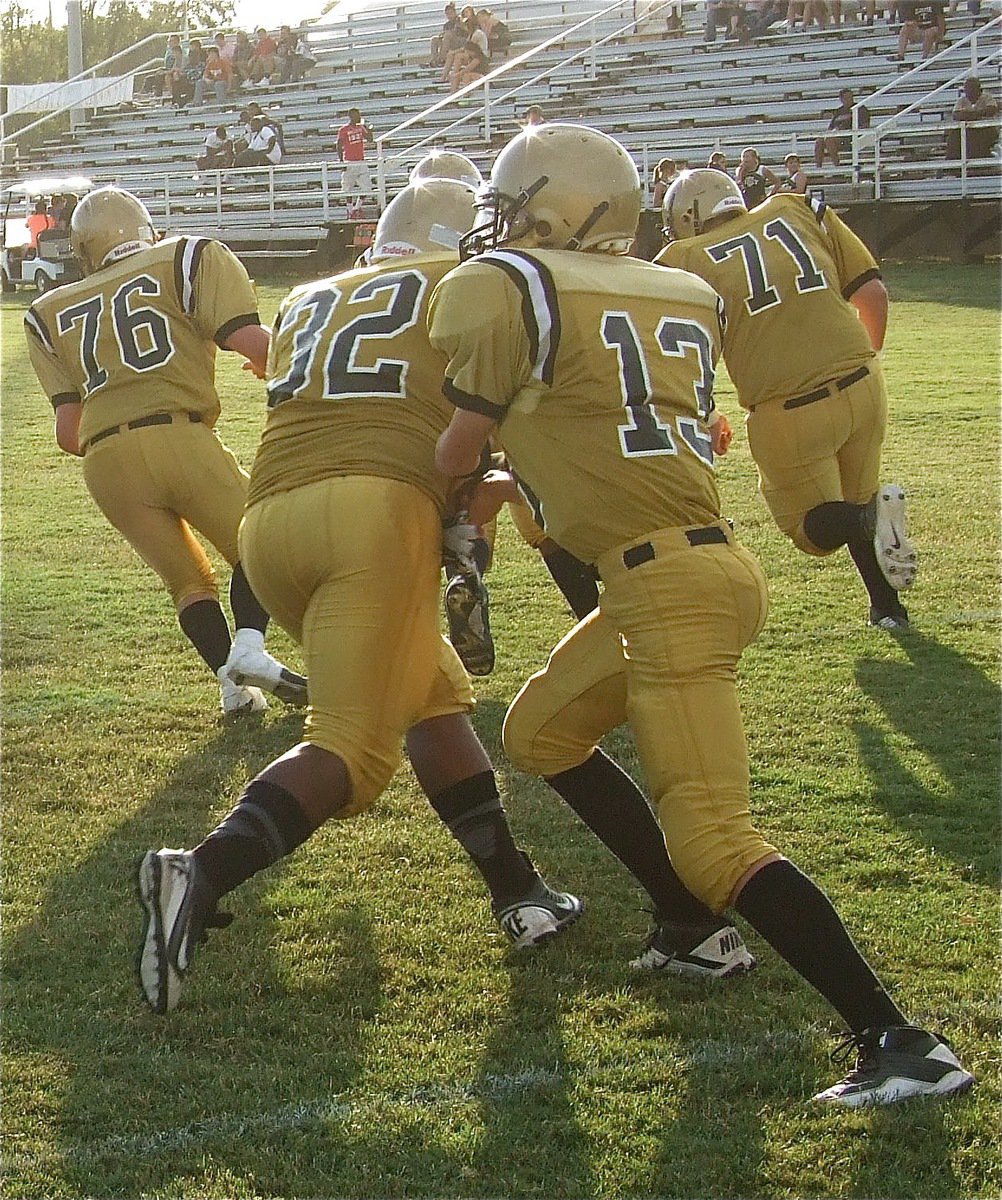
[466,470,518,528]
[242,359,267,381]
[710,412,733,456]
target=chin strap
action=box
[565,200,611,251]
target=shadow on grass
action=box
[853,629,1000,881]
[4,710,390,1198]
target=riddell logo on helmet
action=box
[377,241,421,257]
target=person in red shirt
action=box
[335,107,374,205]
[27,200,54,249]
[249,28,278,84]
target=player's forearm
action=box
[850,277,888,352]
[223,323,271,377]
[54,402,83,456]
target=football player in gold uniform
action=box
[136,179,583,1014]
[24,186,306,715]
[432,123,972,1106]
[657,170,917,630]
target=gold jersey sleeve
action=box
[656,194,880,411]
[24,236,260,444]
[246,253,459,511]
[429,248,724,564]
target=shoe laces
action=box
[831,1029,879,1073]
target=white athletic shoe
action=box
[813,1026,975,1108]
[495,862,584,949]
[223,629,308,705]
[868,484,918,590]
[630,920,757,979]
[217,667,268,716]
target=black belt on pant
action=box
[783,365,869,411]
[87,411,202,449]
[622,525,728,569]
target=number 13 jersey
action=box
[429,248,725,565]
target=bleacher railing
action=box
[373,0,674,207]
[850,14,1001,198]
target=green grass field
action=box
[2,262,999,1200]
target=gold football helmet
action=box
[369,178,477,262]
[409,150,483,188]
[461,123,641,259]
[70,186,157,274]
[662,169,746,242]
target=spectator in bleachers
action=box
[780,152,810,192]
[181,39,207,108]
[275,26,314,85]
[815,87,871,167]
[336,108,375,203]
[708,150,729,172]
[891,0,946,57]
[704,0,748,40]
[429,4,464,67]
[27,200,55,249]
[250,27,279,85]
[233,30,255,88]
[786,0,830,29]
[233,115,282,167]
[946,76,1000,158]
[739,0,784,39]
[195,46,234,105]
[478,9,512,57]
[651,158,681,208]
[163,34,194,108]
[446,13,490,90]
[196,124,235,171]
[287,31,317,83]
[735,147,780,206]
[521,104,546,127]
[245,101,286,154]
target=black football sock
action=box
[193,779,315,900]
[802,501,862,552]
[547,750,719,927]
[734,859,907,1034]
[179,598,232,673]
[542,544,600,620]
[471,536,491,576]
[847,532,907,617]
[427,771,537,909]
[230,561,270,633]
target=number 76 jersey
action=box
[429,248,725,565]
[24,237,260,444]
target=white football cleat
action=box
[224,629,307,706]
[870,484,917,590]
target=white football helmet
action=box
[461,123,641,259]
[662,169,746,242]
[409,150,484,189]
[70,186,157,274]
[369,178,477,262]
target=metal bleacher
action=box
[12,0,1002,265]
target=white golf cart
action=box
[1,175,93,294]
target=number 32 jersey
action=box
[247,253,458,511]
[656,194,880,411]
[24,237,260,444]
[429,248,725,565]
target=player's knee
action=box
[789,521,836,557]
[502,690,595,778]
[304,720,399,818]
[661,802,777,913]
[174,577,219,612]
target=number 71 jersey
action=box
[656,193,879,411]
[429,248,725,565]
[24,237,259,443]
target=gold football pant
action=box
[746,360,887,554]
[239,476,474,815]
[504,521,775,913]
[82,419,247,610]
